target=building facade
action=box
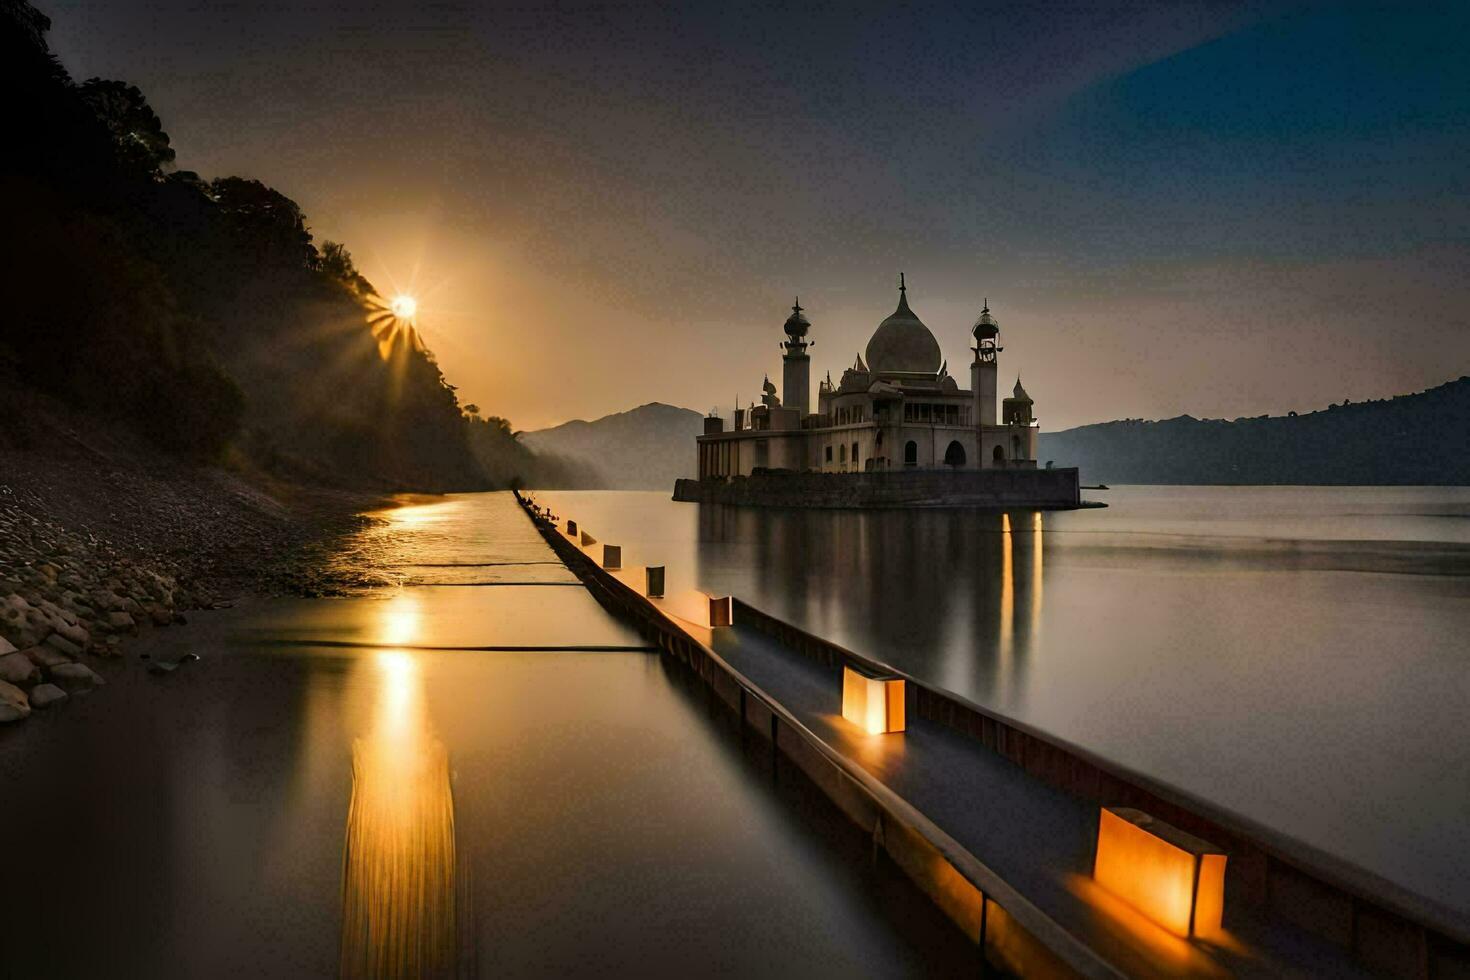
[696,277,1042,480]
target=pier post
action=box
[708,596,733,628]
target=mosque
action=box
[692,275,1045,480]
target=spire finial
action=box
[983,296,989,312]
[899,272,906,294]
[793,295,802,314]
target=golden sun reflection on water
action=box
[339,643,458,979]
[378,592,423,649]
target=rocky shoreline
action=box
[0,494,193,720]
[0,453,386,725]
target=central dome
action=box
[865,283,941,377]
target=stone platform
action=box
[672,466,1089,509]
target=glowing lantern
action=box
[708,595,732,627]
[1093,807,1227,939]
[602,544,622,569]
[658,590,731,628]
[841,664,905,735]
[645,566,665,598]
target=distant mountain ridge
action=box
[521,402,703,489]
[1040,376,1470,486]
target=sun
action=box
[390,294,418,320]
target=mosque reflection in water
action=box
[695,507,1044,700]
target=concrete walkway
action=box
[698,620,1372,979]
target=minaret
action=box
[971,299,1001,428]
[781,297,811,415]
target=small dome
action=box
[865,278,941,377]
[972,299,999,340]
[783,298,809,338]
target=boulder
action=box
[0,636,14,656]
[23,645,72,669]
[146,604,172,627]
[53,621,89,647]
[44,633,83,658]
[0,595,46,648]
[38,599,78,627]
[28,683,66,709]
[0,679,29,723]
[107,611,136,631]
[49,662,104,689]
[0,652,41,686]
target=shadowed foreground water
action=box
[533,485,1470,920]
[0,495,973,978]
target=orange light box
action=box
[1093,807,1226,939]
[658,591,732,629]
[841,664,905,735]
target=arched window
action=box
[944,441,965,467]
[839,444,847,463]
[904,440,918,467]
[992,445,1005,465]
[851,442,859,468]
[1011,435,1022,460]
[875,429,884,448]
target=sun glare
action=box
[390,294,418,320]
[368,292,428,361]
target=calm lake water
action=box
[0,493,972,978]
[532,485,1470,920]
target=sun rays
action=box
[366,291,428,362]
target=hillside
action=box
[0,0,500,492]
[521,403,703,489]
[1040,376,1470,486]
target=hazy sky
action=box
[45,1,1470,431]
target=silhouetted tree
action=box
[317,239,373,295]
[77,78,175,177]
[209,176,316,268]
[318,240,353,279]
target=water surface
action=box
[0,493,972,978]
[532,485,1470,919]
